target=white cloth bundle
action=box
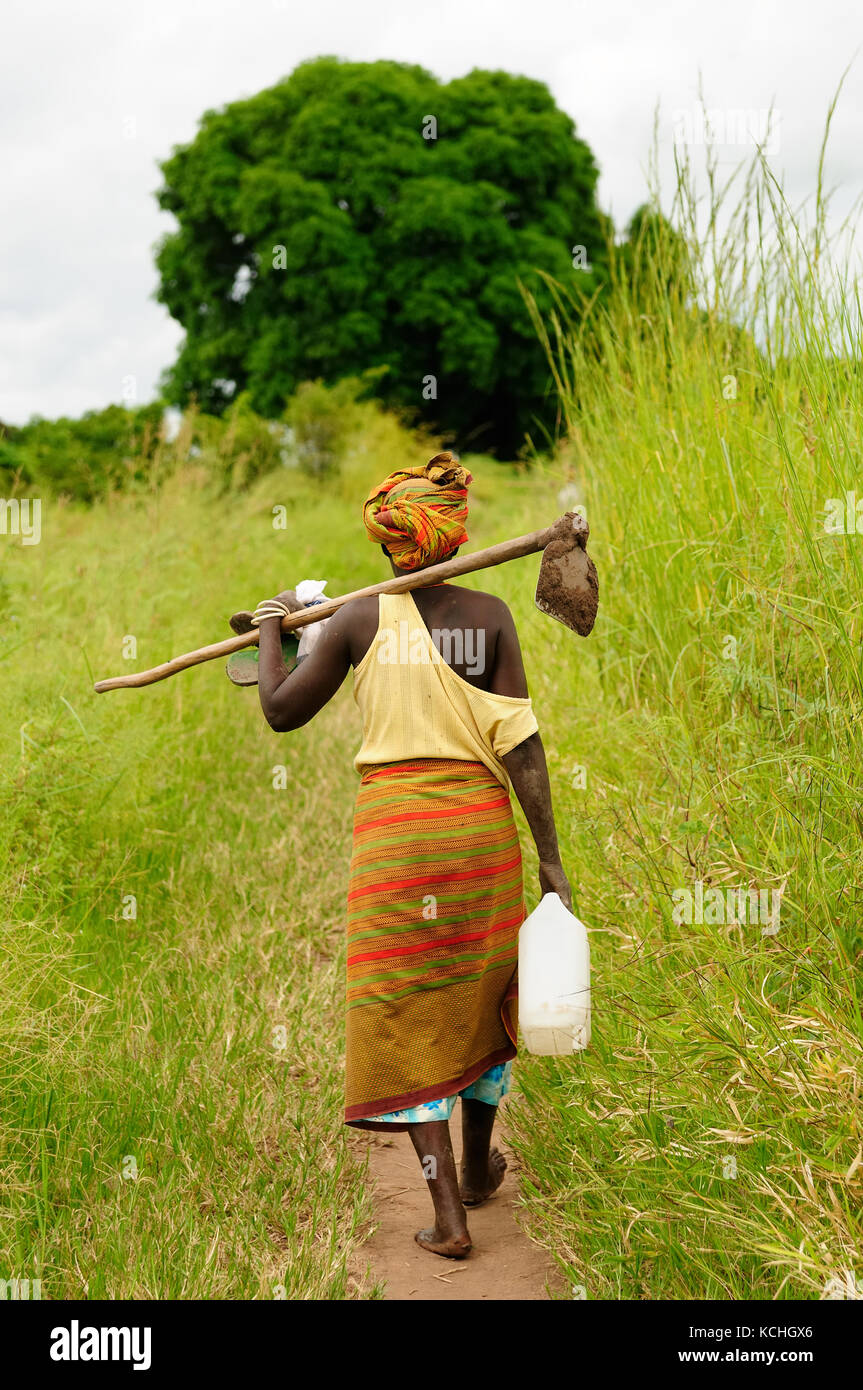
[295,580,331,659]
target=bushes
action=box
[283,378,368,480]
[184,393,285,492]
[1,404,165,502]
[0,377,402,503]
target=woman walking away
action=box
[253,453,571,1258]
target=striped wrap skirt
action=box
[344,757,522,1130]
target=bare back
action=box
[343,584,529,696]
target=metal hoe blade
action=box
[225,610,299,687]
[534,511,599,636]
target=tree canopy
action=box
[155,57,612,455]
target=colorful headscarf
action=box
[363,454,473,570]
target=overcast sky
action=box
[1,0,861,424]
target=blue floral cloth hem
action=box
[362,1060,513,1124]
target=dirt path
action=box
[350,1101,563,1300]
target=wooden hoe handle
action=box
[93,514,583,693]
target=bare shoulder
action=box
[334,594,379,624]
[328,593,380,667]
[452,586,513,624]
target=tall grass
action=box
[0,436,425,1299]
[509,125,863,1299]
[2,118,861,1302]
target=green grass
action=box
[0,404,553,1299]
[2,129,861,1301]
[506,133,863,1300]
[0,445,411,1300]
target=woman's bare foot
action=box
[415,1226,472,1258]
[407,1118,473,1258]
[460,1145,507,1207]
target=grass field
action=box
[2,151,861,1300]
[507,150,863,1300]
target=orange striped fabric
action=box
[344,757,522,1129]
[361,458,472,570]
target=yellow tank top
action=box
[352,592,539,786]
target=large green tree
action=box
[155,57,611,455]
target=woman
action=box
[253,453,571,1259]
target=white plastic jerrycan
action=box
[518,893,591,1055]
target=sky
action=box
[1,0,861,425]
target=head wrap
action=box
[363,454,473,570]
